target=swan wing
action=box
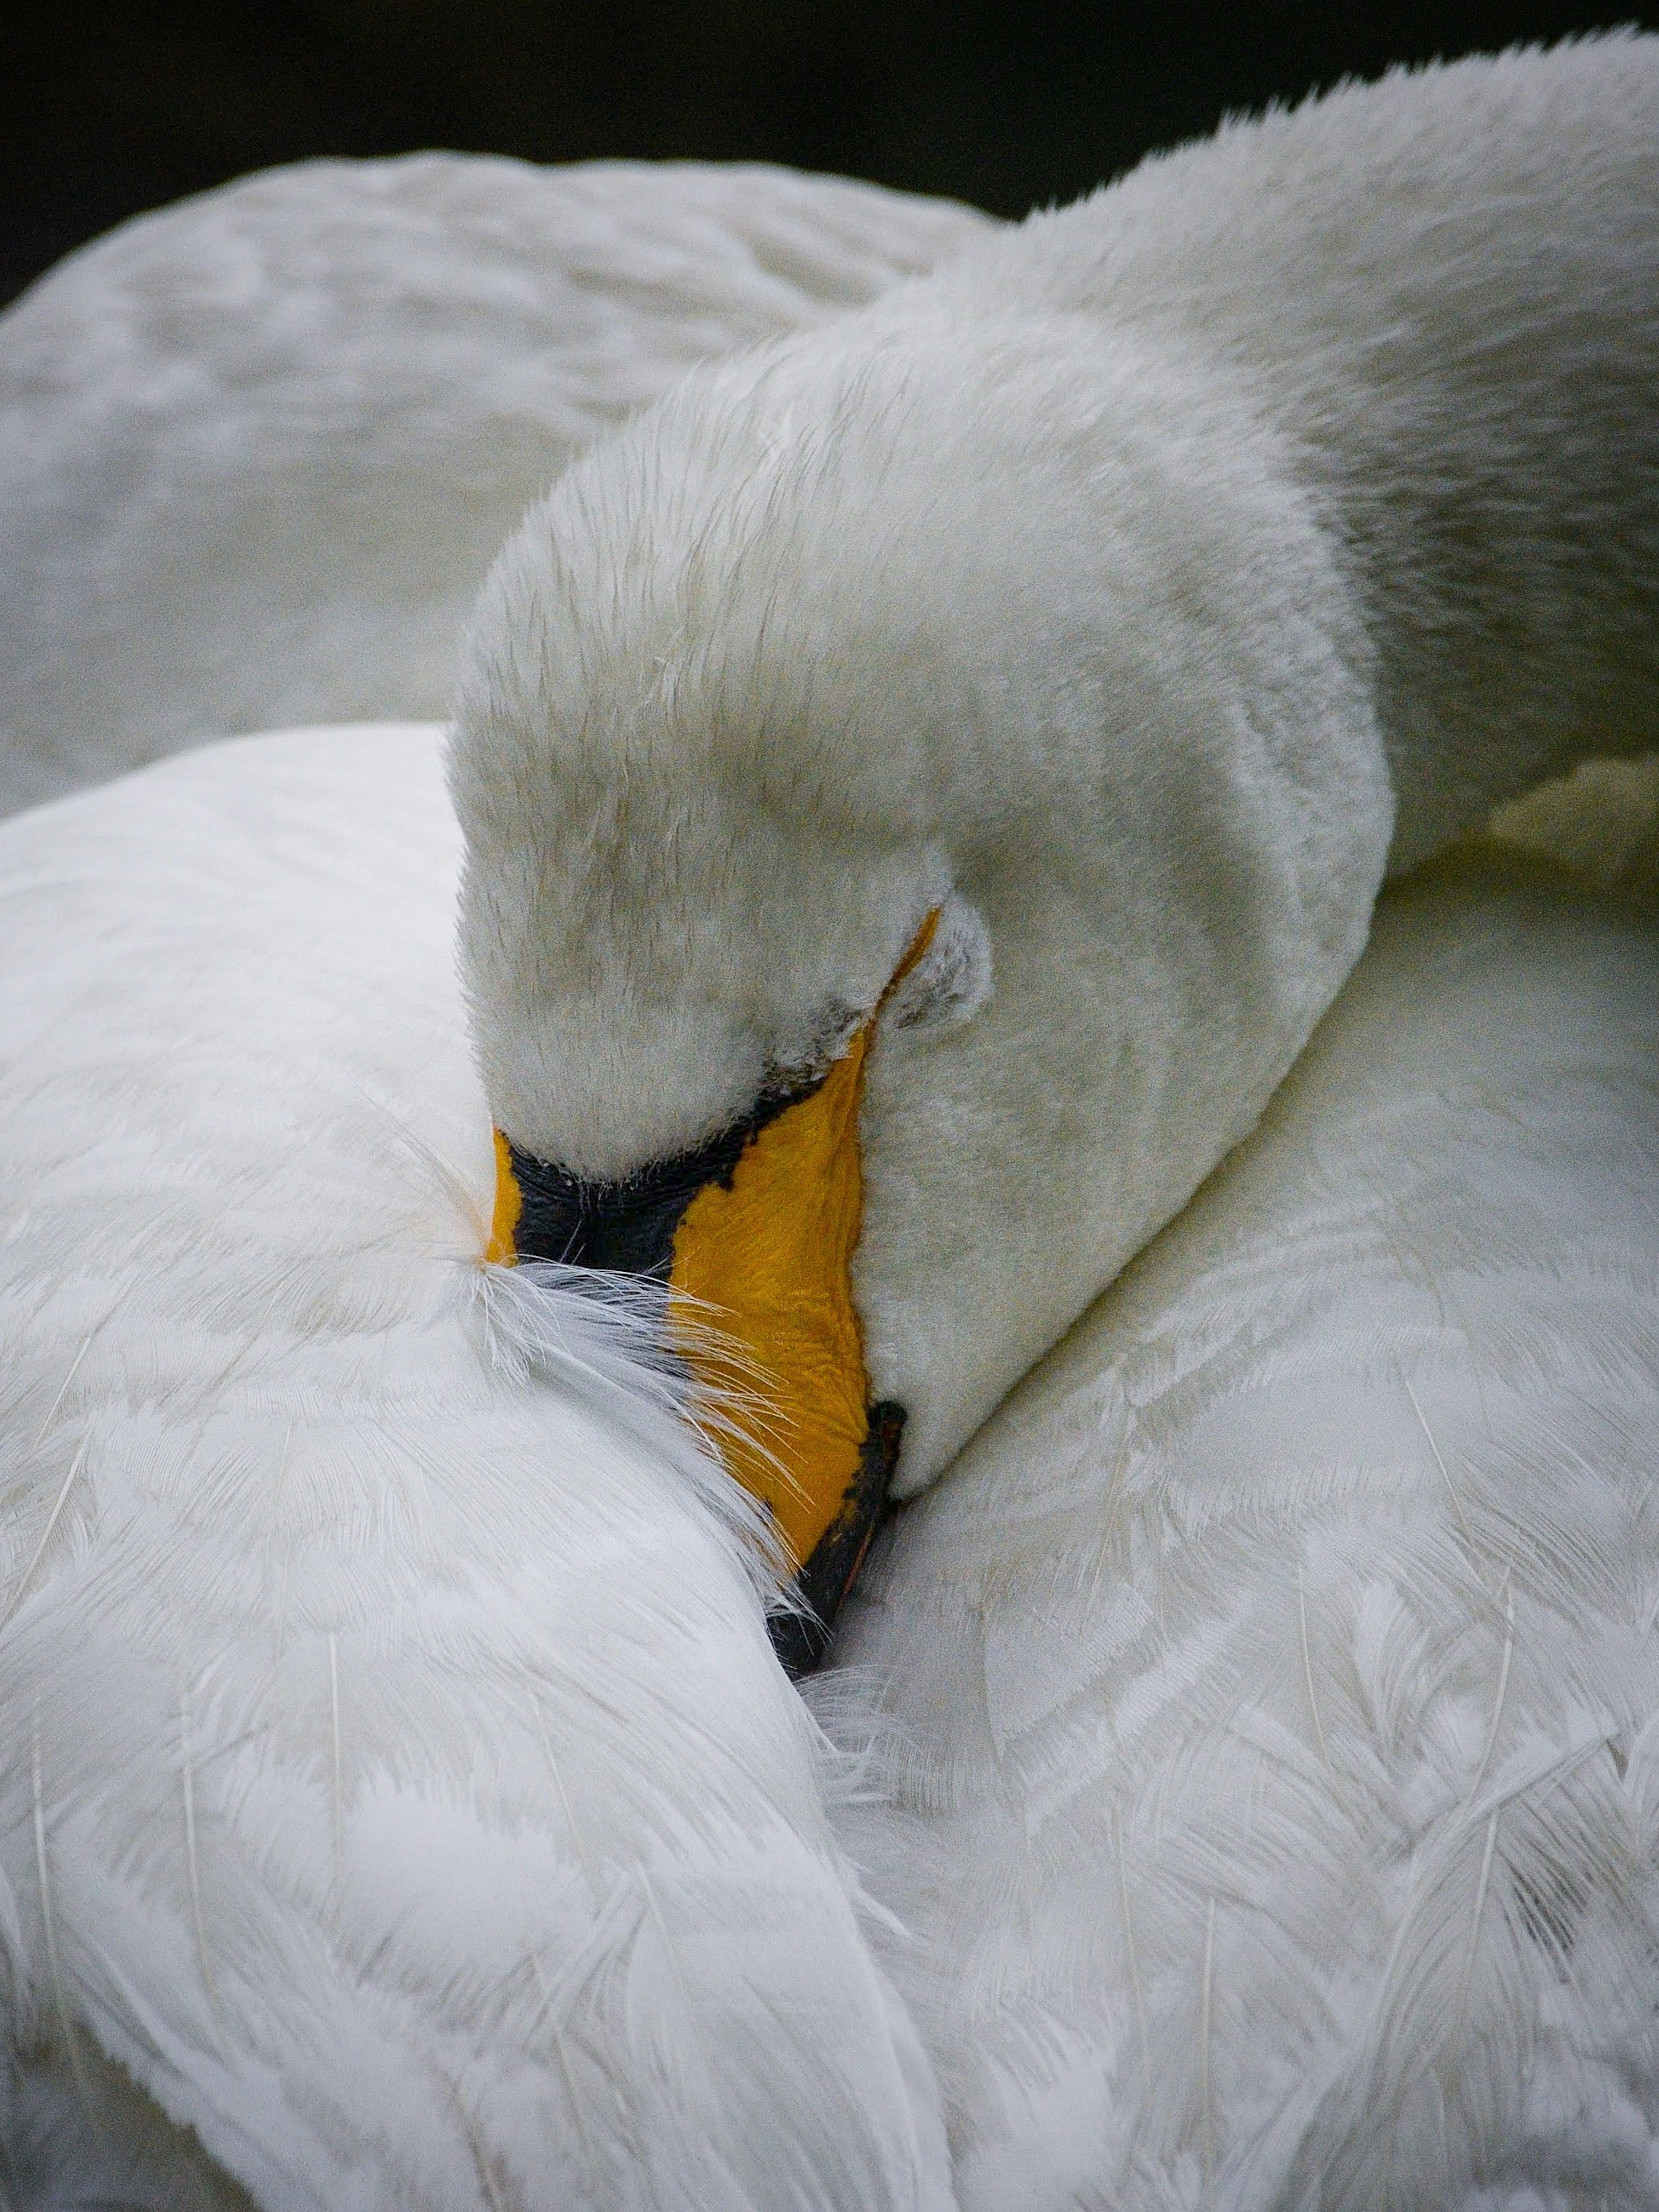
[0,726,955,2210]
[0,159,993,815]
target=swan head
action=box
[450,311,1392,1658]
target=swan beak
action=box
[485,911,938,1674]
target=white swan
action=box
[0,157,990,816]
[4,33,1658,2206]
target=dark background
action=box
[2,1,1648,309]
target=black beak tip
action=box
[766,1400,906,1680]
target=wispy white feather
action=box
[0,728,954,2210]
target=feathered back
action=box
[0,159,992,814]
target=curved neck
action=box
[1000,43,1659,875]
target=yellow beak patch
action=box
[665,1009,876,1571]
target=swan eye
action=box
[763,1006,861,1100]
[883,892,992,1035]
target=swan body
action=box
[834,847,1659,2208]
[0,727,953,2211]
[451,36,1659,1528]
[2,727,1656,2206]
[0,157,991,815]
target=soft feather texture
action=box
[2,727,1656,2206]
[451,38,1659,1496]
[6,53,1659,2204]
[932,36,1659,869]
[0,157,992,816]
[0,725,954,2211]
[1493,754,1659,902]
[831,850,1659,2209]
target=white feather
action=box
[5,40,1659,2211]
[832,847,1659,2210]
[0,727,955,2210]
[0,159,992,816]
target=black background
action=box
[3,1,1648,309]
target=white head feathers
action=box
[451,311,1389,1485]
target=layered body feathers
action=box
[0,729,952,2211]
[0,158,990,815]
[2,730,1656,2206]
[837,845,1659,2208]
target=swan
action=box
[0,156,991,817]
[3,32,1658,2205]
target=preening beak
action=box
[486,910,939,1675]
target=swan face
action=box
[450,312,1393,1628]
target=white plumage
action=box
[835,843,1659,2208]
[0,157,990,815]
[3,36,1659,2211]
[3,728,1654,2206]
[0,727,952,2209]
[450,35,1659,1489]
